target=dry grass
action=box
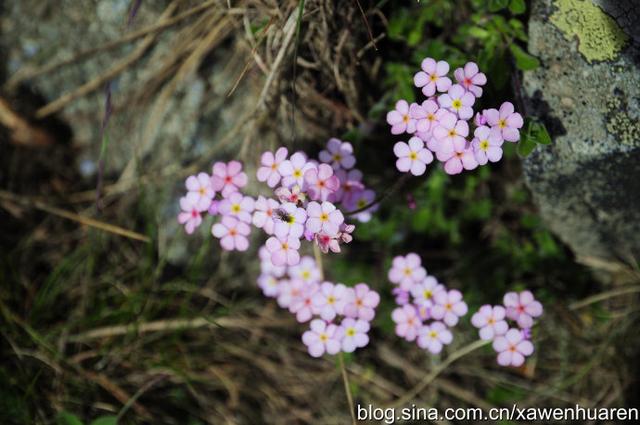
[1,1,640,424]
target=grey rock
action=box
[523,0,640,261]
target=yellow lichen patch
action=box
[550,0,628,63]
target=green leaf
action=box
[89,416,118,425]
[509,0,526,14]
[532,122,552,144]
[467,26,490,39]
[517,134,537,156]
[488,0,509,12]
[509,44,540,70]
[56,412,84,425]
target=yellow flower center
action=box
[429,330,438,338]
[423,290,432,299]
[403,267,412,276]
[409,152,417,160]
[231,204,241,213]
[430,74,438,82]
[333,154,342,162]
[302,270,310,280]
[293,169,301,178]
[480,140,489,150]
[346,327,356,337]
[402,114,410,123]
[448,129,456,137]
[498,119,507,129]
[327,296,336,305]
[320,213,329,221]
[452,99,462,110]
[320,333,328,342]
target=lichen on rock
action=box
[550,0,629,63]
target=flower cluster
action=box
[389,253,468,354]
[257,248,380,357]
[386,58,524,175]
[177,138,378,266]
[471,290,543,367]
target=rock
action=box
[522,0,640,262]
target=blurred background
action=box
[1,0,639,424]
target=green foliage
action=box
[518,119,553,157]
[89,416,118,425]
[56,412,84,425]
[510,44,540,70]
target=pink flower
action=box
[185,172,214,211]
[503,290,543,329]
[257,274,281,298]
[333,169,364,204]
[277,278,304,309]
[315,232,341,254]
[273,202,307,239]
[211,216,251,251]
[252,196,279,235]
[386,100,416,135]
[438,84,475,120]
[394,137,434,176]
[474,111,487,127]
[312,282,348,321]
[279,152,315,188]
[211,161,248,198]
[410,100,440,135]
[304,164,340,202]
[413,58,452,96]
[454,62,487,97]
[305,201,344,237]
[338,223,356,243]
[410,276,445,309]
[417,321,453,354]
[218,192,254,223]
[344,283,380,321]
[388,253,427,291]
[471,305,509,340]
[344,189,376,223]
[338,318,370,353]
[302,319,341,357]
[431,112,469,155]
[431,289,468,326]
[259,245,286,277]
[257,147,288,187]
[274,185,306,205]
[289,282,319,322]
[289,256,321,284]
[391,304,422,341]
[319,138,356,170]
[265,235,300,266]
[492,328,534,367]
[484,102,523,142]
[438,147,478,175]
[472,125,504,165]
[392,287,410,306]
[178,196,203,234]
